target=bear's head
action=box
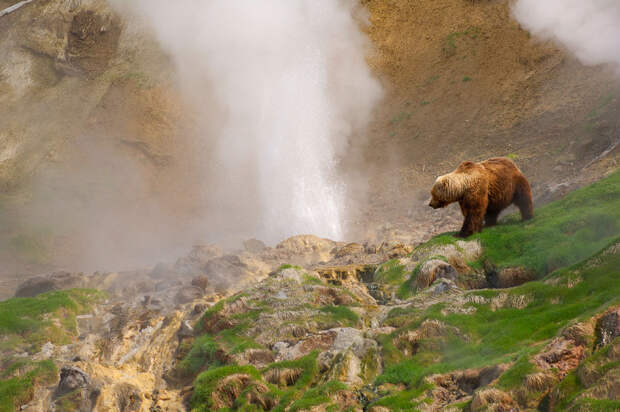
[428,175,461,208]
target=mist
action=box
[512,0,620,70]
[113,0,382,245]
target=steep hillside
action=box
[0,0,618,277]
[0,171,618,411]
[355,0,620,243]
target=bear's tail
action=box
[514,175,534,220]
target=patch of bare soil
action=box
[349,0,620,243]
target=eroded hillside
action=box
[1,170,618,411]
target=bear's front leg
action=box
[457,199,486,238]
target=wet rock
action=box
[417,260,458,289]
[595,306,620,347]
[432,278,460,295]
[14,271,86,297]
[177,320,194,338]
[56,366,90,397]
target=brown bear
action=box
[429,157,533,237]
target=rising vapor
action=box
[114,0,382,244]
[512,0,620,69]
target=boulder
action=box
[416,260,458,290]
[55,366,91,397]
[596,306,620,347]
[191,275,209,292]
[174,285,203,305]
[243,238,267,253]
[14,271,86,297]
[487,266,535,288]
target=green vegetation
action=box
[462,76,472,82]
[427,170,620,275]
[0,289,104,352]
[374,259,407,285]
[178,335,223,376]
[318,305,359,326]
[373,240,620,406]
[191,365,262,411]
[0,360,56,412]
[286,381,347,412]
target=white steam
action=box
[115,0,382,243]
[513,0,620,69]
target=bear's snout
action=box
[428,198,441,209]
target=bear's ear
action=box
[457,161,475,170]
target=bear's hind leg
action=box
[514,176,534,221]
[484,211,499,227]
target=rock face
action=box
[14,271,86,297]
[416,259,458,289]
[596,306,620,347]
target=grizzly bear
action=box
[428,157,533,237]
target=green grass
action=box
[191,365,262,411]
[374,241,620,403]
[0,289,104,351]
[286,381,347,412]
[0,360,56,412]
[427,170,620,276]
[318,305,359,326]
[462,76,472,82]
[178,335,223,376]
[374,259,407,285]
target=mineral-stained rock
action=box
[534,337,586,379]
[115,383,142,411]
[56,366,91,397]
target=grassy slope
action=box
[372,171,620,409]
[0,289,104,411]
[428,170,620,274]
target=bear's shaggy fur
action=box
[429,157,533,237]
